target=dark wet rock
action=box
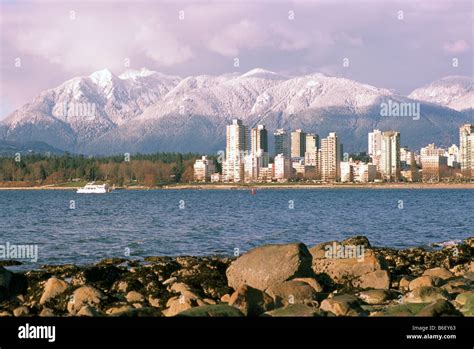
[0,267,27,301]
[40,264,80,279]
[341,236,371,248]
[227,243,313,291]
[110,306,162,317]
[72,265,125,289]
[176,304,244,317]
[0,260,22,267]
[96,258,130,267]
[171,257,231,299]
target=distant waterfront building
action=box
[291,129,306,158]
[340,162,352,183]
[193,156,216,182]
[401,169,421,182]
[400,147,415,170]
[274,129,290,158]
[251,124,268,154]
[447,144,460,168]
[380,131,400,181]
[304,133,319,166]
[274,154,291,180]
[459,124,474,179]
[340,161,376,183]
[421,154,448,182]
[354,163,377,182]
[223,119,249,182]
[321,132,341,182]
[246,124,270,181]
[420,143,445,157]
[368,129,382,156]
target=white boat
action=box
[76,182,110,194]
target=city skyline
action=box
[195,118,474,183]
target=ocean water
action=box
[0,189,472,269]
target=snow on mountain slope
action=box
[2,68,472,155]
[2,68,181,149]
[408,76,473,112]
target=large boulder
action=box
[310,240,389,289]
[226,243,313,291]
[228,285,275,316]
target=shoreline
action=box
[0,235,472,317]
[1,182,474,190]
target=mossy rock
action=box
[262,304,328,317]
[176,304,244,317]
[380,303,429,316]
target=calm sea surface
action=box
[0,189,472,269]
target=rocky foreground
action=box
[0,236,473,317]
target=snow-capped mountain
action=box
[1,69,472,155]
[408,76,473,112]
[1,68,180,150]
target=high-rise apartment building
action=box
[321,132,341,182]
[291,129,306,158]
[274,129,290,158]
[223,119,249,182]
[304,133,319,166]
[251,124,268,154]
[380,131,401,181]
[460,124,474,178]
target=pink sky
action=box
[1,0,472,118]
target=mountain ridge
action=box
[2,69,472,155]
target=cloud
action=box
[208,20,268,57]
[6,5,194,72]
[443,40,470,54]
